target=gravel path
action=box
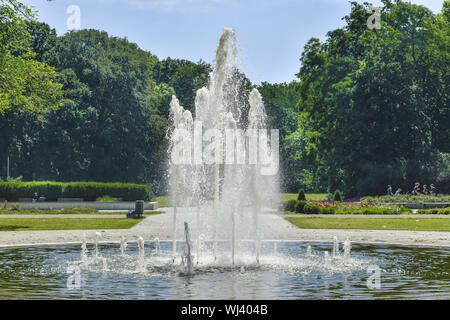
[0,207,449,248]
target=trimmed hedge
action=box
[295,201,307,213]
[417,208,450,215]
[285,199,298,212]
[297,189,306,201]
[0,181,151,201]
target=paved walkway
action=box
[0,208,449,248]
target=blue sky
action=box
[22,0,444,84]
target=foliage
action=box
[303,204,321,214]
[297,188,306,201]
[0,181,151,201]
[95,195,118,202]
[363,194,450,204]
[0,0,62,115]
[1,0,448,198]
[417,208,450,215]
[333,190,343,202]
[0,207,99,214]
[295,201,307,213]
[284,199,297,212]
[295,0,450,197]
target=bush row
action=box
[284,200,412,215]
[362,194,450,204]
[417,208,450,215]
[284,200,335,214]
[0,181,152,201]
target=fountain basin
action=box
[0,241,448,299]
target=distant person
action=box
[387,185,393,196]
[422,184,429,195]
[430,184,437,197]
[395,188,402,195]
[32,192,39,203]
[412,182,420,195]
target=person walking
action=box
[32,192,39,203]
[430,184,437,196]
[387,185,393,196]
[412,182,420,195]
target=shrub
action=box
[284,200,297,212]
[417,208,450,215]
[360,208,395,215]
[295,201,307,213]
[0,181,151,201]
[297,189,306,201]
[320,207,336,215]
[362,194,450,204]
[303,204,321,214]
[96,195,118,202]
[397,206,413,214]
[333,190,343,202]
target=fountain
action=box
[0,28,447,300]
[333,236,339,258]
[120,236,127,256]
[137,237,145,272]
[343,237,352,260]
[94,232,101,259]
[167,27,279,268]
[81,232,89,261]
[184,222,194,274]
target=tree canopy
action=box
[1,0,448,196]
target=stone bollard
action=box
[135,200,145,218]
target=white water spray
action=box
[167,27,279,269]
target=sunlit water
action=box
[0,241,448,299]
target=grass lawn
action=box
[282,193,328,201]
[0,218,144,231]
[286,217,450,232]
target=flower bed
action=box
[362,194,450,204]
[283,199,412,215]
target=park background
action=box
[0,0,449,198]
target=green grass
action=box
[0,217,144,231]
[286,217,450,232]
[96,195,118,202]
[282,193,328,201]
[153,196,169,207]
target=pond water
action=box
[0,241,448,299]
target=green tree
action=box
[296,0,449,196]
